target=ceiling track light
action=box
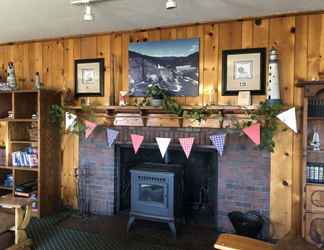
[83,4,94,21]
[166,0,177,10]
[71,0,110,22]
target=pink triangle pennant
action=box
[131,134,144,154]
[179,138,195,159]
[84,120,97,139]
[242,123,261,145]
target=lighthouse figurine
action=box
[267,47,281,105]
[7,62,17,90]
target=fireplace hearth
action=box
[79,127,270,235]
[128,163,184,238]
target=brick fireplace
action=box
[79,126,270,233]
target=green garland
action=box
[237,102,285,152]
[50,97,285,152]
[49,102,98,134]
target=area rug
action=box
[59,213,217,250]
[27,212,183,250]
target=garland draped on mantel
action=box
[50,101,297,152]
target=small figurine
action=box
[34,72,44,90]
[7,62,17,90]
[311,131,321,151]
[267,47,281,105]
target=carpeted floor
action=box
[27,212,217,250]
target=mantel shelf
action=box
[64,104,261,128]
[64,104,260,113]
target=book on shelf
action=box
[307,163,324,184]
[12,146,38,167]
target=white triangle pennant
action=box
[277,107,298,133]
[156,137,171,158]
[65,112,77,131]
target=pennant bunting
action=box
[84,120,97,139]
[156,137,172,158]
[179,137,195,159]
[210,134,226,156]
[131,134,144,154]
[65,112,77,131]
[106,129,119,147]
[243,123,261,145]
[277,107,298,133]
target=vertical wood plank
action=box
[242,20,253,48]
[80,37,97,59]
[269,16,295,238]
[203,24,219,105]
[307,14,322,80]
[293,14,308,235]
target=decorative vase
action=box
[151,98,163,107]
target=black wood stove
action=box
[127,163,184,238]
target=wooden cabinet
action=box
[296,80,324,247]
[305,213,324,247]
[0,90,61,217]
[305,185,324,213]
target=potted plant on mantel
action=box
[147,84,165,107]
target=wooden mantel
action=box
[65,104,259,128]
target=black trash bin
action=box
[228,211,264,238]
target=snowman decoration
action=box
[7,62,17,90]
[267,47,281,105]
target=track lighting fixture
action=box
[166,0,177,10]
[83,4,94,21]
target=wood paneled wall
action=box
[0,13,323,238]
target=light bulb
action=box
[83,5,94,21]
[166,0,177,10]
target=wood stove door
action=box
[131,172,172,219]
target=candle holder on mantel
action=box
[119,91,128,106]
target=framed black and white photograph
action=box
[128,38,200,96]
[222,48,266,96]
[75,58,104,97]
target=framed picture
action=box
[128,38,200,96]
[75,58,104,97]
[222,48,266,96]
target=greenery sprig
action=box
[236,102,285,152]
[49,102,99,134]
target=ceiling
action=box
[1,0,324,44]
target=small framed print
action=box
[75,58,104,97]
[222,48,266,96]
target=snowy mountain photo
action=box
[128,38,199,96]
